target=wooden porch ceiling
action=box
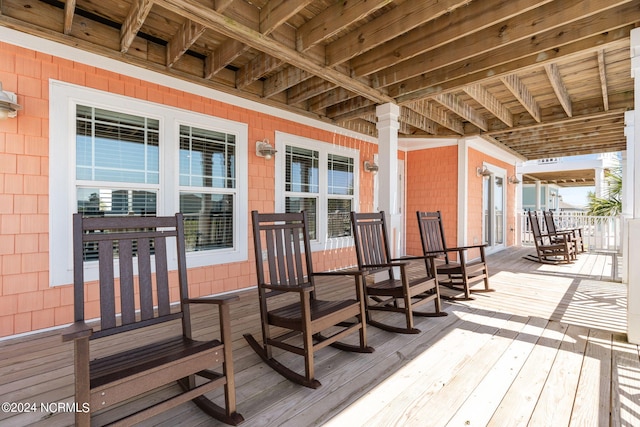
[1,0,636,160]
[522,169,596,187]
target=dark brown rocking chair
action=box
[350,211,446,335]
[543,210,584,254]
[417,211,493,300]
[62,213,243,426]
[244,211,373,389]
[527,210,575,264]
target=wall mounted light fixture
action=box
[363,160,379,173]
[476,165,493,177]
[255,138,277,160]
[0,82,22,120]
[508,175,521,184]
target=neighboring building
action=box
[517,153,620,212]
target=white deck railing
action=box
[519,211,622,252]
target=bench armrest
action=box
[61,321,93,342]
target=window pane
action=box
[76,106,159,184]
[328,199,352,238]
[77,188,157,216]
[180,193,234,251]
[286,196,317,240]
[285,146,319,193]
[77,188,157,261]
[179,125,236,188]
[328,154,354,195]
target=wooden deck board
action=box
[0,247,637,427]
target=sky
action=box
[559,186,594,208]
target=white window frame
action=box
[274,131,359,252]
[49,80,248,286]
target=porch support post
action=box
[376,102,401,257]
[626,27,640,344]
[594,167,605,198]
[535,180,542,211]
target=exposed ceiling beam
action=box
[462,85,513,127]
[405,100,464,135]
[352,0,553,77]
[259,0,313,34]
[154,0,394,105]
[167,20,206,67]
[544,63,572,117]
[434,93,488,131]
[63,0,76,35]
[326,0,471,66]
[120,0,154,53]
[500,74,541,123]
[597,50,610,111]
[400,107,438,135]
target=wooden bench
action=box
[61,213,244,426]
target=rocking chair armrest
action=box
[185,294,240,306]
[392,254,437,262]
[444,244,487,252]
[312,269,365,278]
[262,282,314,293]
[61,321,93,342]
[363,261,410,270]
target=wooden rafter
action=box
[352,0,553,77]
[296,0,392,52]
[400,107,438,135]
[462,85,513,127]
[326,0,472,66]
[597,50,610,111]
[120,0,154,54]
[405,100,464,135]
[153,0,394,104]
[63,0,76,35]
[259,0,313,35]
[544,63,572,117]
[372,0,632,89]
[167,20,206,68]
[500,74,541,123]
[434,93,487,131]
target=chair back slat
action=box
[137,237,155,321]
[543,211,558,234]
[98,239,117,329]
[154,237,171,317]
[351,212,392,274]
[417,211,449,262]
[528,210,546,245]
[117,239,136,325]
[73,213,187,339]
[252,211,312,291]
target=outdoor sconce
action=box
[363,160,379,173]
[256,138,277,160]
[0,82,22,120]
[508,175,521,184]
[476,165,493,177]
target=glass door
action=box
[482,164,506,252]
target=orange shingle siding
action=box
[0,41,377,337]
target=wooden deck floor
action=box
[0,246,637,426]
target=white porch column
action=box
[535,180,542,211]
[627,28,640,344]
[623,114,634,285]
[376,103,401,257]
[594,167,605,198]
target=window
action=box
[275,132,358,251]
[179,125,236,251]
[50,81,248,285]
